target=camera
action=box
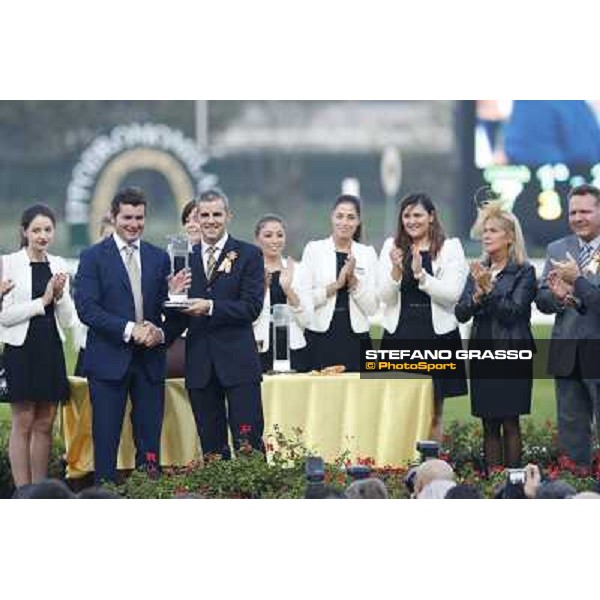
[506,468,526,485]
[305,456,325,483]
[416,440,440,462]
[305,456,325,498]
[495,467,527,499]
[404,466,419,495]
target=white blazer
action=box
[377,237,468,335]
[0,249,77,346]
[301,237,378,333]
[253,258,313,352]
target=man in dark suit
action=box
[536,184,600,467]
[171,188,265,458]
[74,187,175,483]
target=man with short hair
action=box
[170,188,265,458]
[536,183,600,467]
[75,187,176,483]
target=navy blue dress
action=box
[380,250,467,399]
[304,251,372,372]
[2,262,70,404]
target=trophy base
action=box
[164,298,200,308]
[267,369,297,375]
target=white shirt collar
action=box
[113,233,141,252]
[578,234,600,251]
[201,232,228,255]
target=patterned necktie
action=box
[124,245,144,322]
[579,243,593,272]
[206,246,217,279]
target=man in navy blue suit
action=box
[171,188,265,458]
[75,187,176,483]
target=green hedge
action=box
[1,420,598,498]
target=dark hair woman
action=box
[376,192,468,441]
[253,214,313,373]
[0,204,77,488]
[301,195,378,372]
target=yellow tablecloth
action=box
[62,374,433,478]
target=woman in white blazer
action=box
[253,215,313,372]
[302,195,378,372]
[377,193,468,441]
[0,205,77,488]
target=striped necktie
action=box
[206,246,217,279]
[579,243,594,271]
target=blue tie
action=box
[579,243,593,271]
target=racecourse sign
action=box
[65,123,216,250]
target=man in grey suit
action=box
[536,184,600,467]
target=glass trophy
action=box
[271,303,293,373]
[165,234,192,307]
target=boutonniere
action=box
[585,249,600,275]
[217,250,238,274]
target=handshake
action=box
[132,321,164,348]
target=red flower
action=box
[239,424,252,435]
[557,455,578,473]
[145,452,157,463]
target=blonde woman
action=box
[0,204,77,487]
[455,204,536,469]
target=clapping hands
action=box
[42,273,67,307]
[411,247,423,279]
[547,270,576,306]
[52,272,67,299]
[279,259,295,294]
[470,262,493,302]
[547,252,581,305]
[337,254,357,291]
[389,245,404,281]
[550,253,580,285]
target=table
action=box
[62,374,433,478]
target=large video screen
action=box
[470,100,600,251]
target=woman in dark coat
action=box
[456,204,536,468]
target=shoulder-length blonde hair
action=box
[471,203,528,265]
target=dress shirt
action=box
[112,234,142,342]
[199,233,229,316]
